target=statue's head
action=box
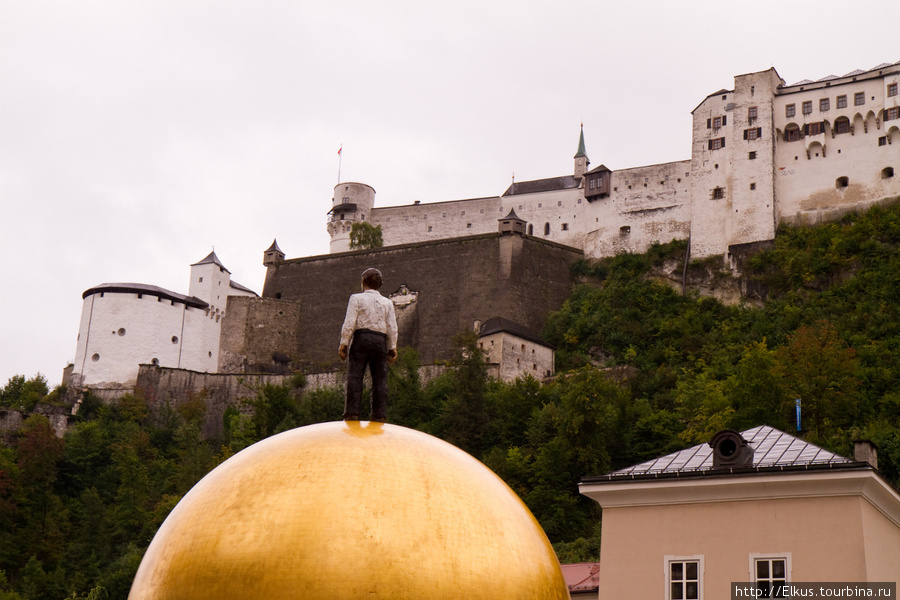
[361,268,383,290]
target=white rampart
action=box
[326,62,900,261]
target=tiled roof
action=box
[502,175,581,196]
[603,425,853,479]
[561,562,600,593]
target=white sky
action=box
[1,0,898,386]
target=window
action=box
[750,183,756,190]
[855,92,865,106]
[806,121,825,136]
[837,95,847,109]
[834,117,850,134]
[743,127,762,140]
[889,83,899,97]
[885,107,900,121]
[785,104,795,118]
[544,223,550,235]
[748,106,757,122]
[712,187,725,199]
[755,558,787,598]
[561,223,569,231]
[819,98,830,111]
[836,176,849,189]
[708,137,725,150]
[879,136,888,146]
[619,226,631,235]
[802,101,812,115]
[749,151,757,159]
[707,116,726,129]
[667,559,701,600]
[784,124,801,142]
[883,167,894,179]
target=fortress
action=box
[68,62,900,398]
[328,63,899,261]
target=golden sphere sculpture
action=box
[129,421,569,600]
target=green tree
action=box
[349,222,383,250]
[433,330,490,456]
[775,321,859,441]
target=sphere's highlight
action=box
[129,421,569,600]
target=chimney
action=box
[853,440,878,469]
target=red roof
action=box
[560,562,600,593]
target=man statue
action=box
[339,268,398,422]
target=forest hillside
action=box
[2,200,900,599]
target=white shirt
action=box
[339,289,398,350]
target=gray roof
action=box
[594,425,853,481]
[191,250,230,273]
[502,175,581,196]
[82,283,208,309]
[478,316,551,347]
[229,280,258,296]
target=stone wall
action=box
[260,232,583,370]
[218,296,303,374]
[135,364,346,439]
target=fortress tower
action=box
[326,182,376,253]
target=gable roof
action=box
[502,175,582,196]
[478,317,551,347]
[593,425,854,481]
[560,562,600,594]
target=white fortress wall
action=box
[690,89,736,258]
[728,69,782,250]
[73,292,200,387]
[371,196,502,246]
[506,186,588,248]
[582,160,693,258]
[773,68,900,227]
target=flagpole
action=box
[337,144,343,184]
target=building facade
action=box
[579,427,900,599]
[326,62,900,262]
[70,251,257,390]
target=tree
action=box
[349,222,383,250]
[775,321,859,441]
[433,330,490,456]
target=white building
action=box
[326,62,900,262]
[70,251,257,391]
[477,317,555,382]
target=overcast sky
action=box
[1,0,898,386]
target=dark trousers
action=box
[344,330,389,421]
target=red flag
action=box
[337,146,342,155]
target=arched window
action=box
[835,176,849,189]
[527,224,533,235]
[784,124,801,142]
[834,117,850,135]
[883,167,895,179]
[543,223,550,236]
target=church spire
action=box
[574,124,589,178]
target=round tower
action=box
[327,182,376,253]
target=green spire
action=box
[574,124,588,159]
